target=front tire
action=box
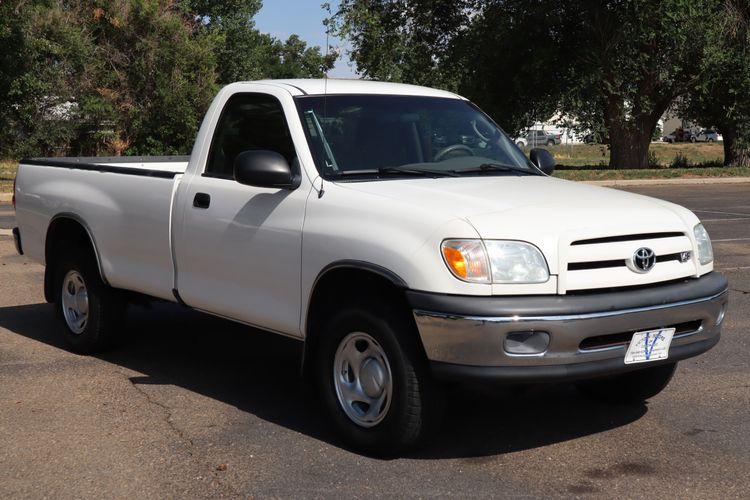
[577,362,677,404]
[54,250,124,354]
[316,303,442,455]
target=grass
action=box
[535,142,725,168]
[0,160,17,193]
[0,142,746,193]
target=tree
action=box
[189,0,335,84]
[333,1,721,168]
[0,0,335,158]
[332,0,471,90]
[72,0,219,155]
[681,0,750,166]
[556,1,717,169]
[0,1,93,157]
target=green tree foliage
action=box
[332,0,470,89]
[681,0,750,166]
[0,2,92,157]
[72,0,219,155]
[557,1,717,169]
[0,0,334,157]
[333,1,723,168]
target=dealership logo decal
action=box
[628,247,656,273]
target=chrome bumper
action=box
[407,273,728,382]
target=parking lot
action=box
[0,182,749,498]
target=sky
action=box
[254,0,357,78]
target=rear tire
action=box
[316,302,442,455]
[577,362,677,404]
[54,249,125,354]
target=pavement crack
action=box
[119,372,241,497]
[730,288,750,294]
[122,373,196,453]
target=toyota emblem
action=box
[628,247,656,273]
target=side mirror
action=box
[233,150,300,190]
[530,148,556,175]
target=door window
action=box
[205,93,296,178]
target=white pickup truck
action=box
[13,79,728,454]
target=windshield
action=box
[295,95,536,180]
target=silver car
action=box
[515,129,562,147]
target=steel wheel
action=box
[333,332,393,428]
[61,270,88,334]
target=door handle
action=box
[193,192,211,209]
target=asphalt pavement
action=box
[0,183,749,498]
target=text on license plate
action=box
[624,328,675,365]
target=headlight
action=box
[441,239,549,284]
[693,223,714,265]
[485,240,550,283]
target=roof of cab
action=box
[241,78,466,99]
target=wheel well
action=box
[44,217,101,303]
[302,266,416,381]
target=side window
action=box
[205,93,297,178]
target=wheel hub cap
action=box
[61,270,88,334]
[333,332,393,428]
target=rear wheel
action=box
[316,302,442,455]
[577,362,677,404]
[546,139,555,146]
[54,250,124,354]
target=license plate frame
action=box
[624,328,676,365]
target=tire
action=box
[316,302,443,455]
[54,249,125,354]
[690,137,697,143]
[516,141,525,147]
[546,140,555,146]
[577,362,677,404]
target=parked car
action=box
[515,129,561,147]
[13,79,728,455]
[694,129,722,142]
[662,127,695,143]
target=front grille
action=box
[563,232,695,292]
[579,320,702,351]
[567,252,687,271]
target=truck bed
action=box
[15,156,190,301]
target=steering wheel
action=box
[471,119,496,143]
[434,144,475,162]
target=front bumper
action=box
[407,272,728,383]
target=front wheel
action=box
[577,362,677,404]
[316,303,442,455]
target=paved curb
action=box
[582,177,750,187]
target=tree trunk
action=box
[608,127,654,169]
[722,126,736,166]
[721,126,750,167]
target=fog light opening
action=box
[504,331,550,355]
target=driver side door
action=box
[173,90,310,337]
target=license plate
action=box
[624,328,675,364]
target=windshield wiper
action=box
[453,163,540,176]
[333,166,459,178]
